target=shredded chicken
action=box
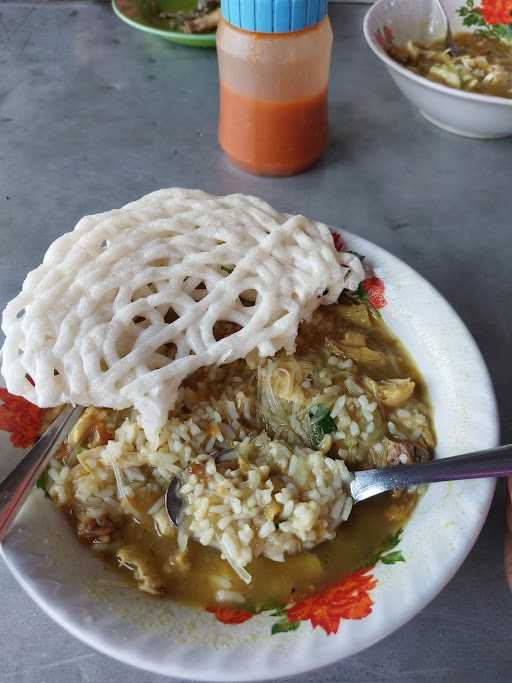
[369,437,429,468]
[77,516,116,544]
[363,376,416,408]
[326,337,387,367]
[69,407,116,448]
[117,545,166,596]
[184,7,220,33]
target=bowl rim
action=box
[0,228,500,680]
[363,0,512,109]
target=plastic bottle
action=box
[217,0,333,177]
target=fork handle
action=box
[0,405,84,542]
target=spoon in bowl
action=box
[434,0,461,55]
[165,443,512,527]
[1,412,508,539]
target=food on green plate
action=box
[159,0,220,34]
[388,32,512,98]
[1,189,435,612]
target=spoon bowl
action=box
[433,0,462,55]
[165,447,236,527]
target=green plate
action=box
[112,0,217,48]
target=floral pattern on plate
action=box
[207,530,405,636]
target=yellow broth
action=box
[113,489,415,610]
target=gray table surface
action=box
[1,1,512,681]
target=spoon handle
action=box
[0,405,84,542]
[351,443,512,502]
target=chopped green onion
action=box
[308,404,336,447]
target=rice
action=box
[44,313,434,590]
[180,432,352,581]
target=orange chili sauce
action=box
[218,83,328,177]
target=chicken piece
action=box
[363,376,416,408]
[54,440,73,462]
[368,437,429,468]
[385,439,415,466]
[256,359,310,446]
[264,499,282,522]
[418,426,437,450]
[326,337,387,368]
[340,346,387,367]
[77,515,116,544]
[69,407,115,448]
[117,545,166,596]
[335,304,373,329]
[184,7,220,33]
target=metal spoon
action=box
[165,443,512,527]
[434,0,461,55]
[0,405,84,542]
[350,443,512,502]
[166,447,236,526]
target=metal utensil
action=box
[351,443,512,501]
[166,443,512,527]
[434,0,461,55]
[165,447,236,527]
[0,405,84,542]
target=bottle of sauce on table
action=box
[217,0,333,177]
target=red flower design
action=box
[481,0,512,24]
[286,567,377,635]
[374,25,394,49]
[207,605,253,625]
[383,26,394,43]
[0,388,43,448]
[361,277,387,309]
[332,233,345,252]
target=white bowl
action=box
[364,0,512,138]
[0,230,499,681]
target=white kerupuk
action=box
[1,188,364,435]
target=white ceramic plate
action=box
[0,230,499,680]
[364,0,512,138]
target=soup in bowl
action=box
[364,0,512,138]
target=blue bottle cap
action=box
[221,0,328,33]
